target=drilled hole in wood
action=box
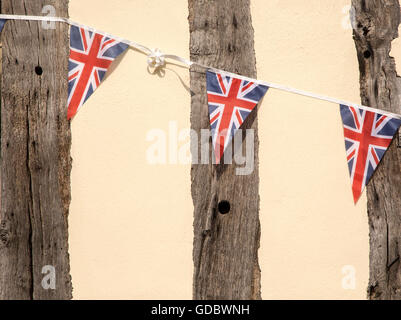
[363,50,371,59]
[35,66,43,76]
[218,200,230,215]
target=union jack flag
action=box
[67,26,128,119]
[340,104,401,203]
[207,71,269,164]
[0,19,7,33]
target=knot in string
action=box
[147,48,166,70]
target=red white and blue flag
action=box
[67,26,128,119]
[207,71,269,164]
[0,19,7,33]
[340,104,401,203]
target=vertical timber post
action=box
[0,0,72,299]
[188,0,262,299]
[352,0,401,300]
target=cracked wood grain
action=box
[188,0,262,300]
[352,0,401,300]
[0,0,72,299]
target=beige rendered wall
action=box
[68,0,400,299]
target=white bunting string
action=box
[0,14,153,55]
[1,14,401,120]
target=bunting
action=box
[0,19,7,33]
[0,14,401,205]
[340,105,401,203]
[67,25,129,119]
[207,70,269,164]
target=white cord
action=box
[0,14,152,55]
[0,14,400,119]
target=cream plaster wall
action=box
[68,0,399,299]
[69,0,192,299]
[253,0,368,300]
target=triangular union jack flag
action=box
[0,19,7,33]
[340,104,401,203]
[67,26,129,120]
[207,70,269,164]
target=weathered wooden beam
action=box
[0,0,72,299]
[188,0,262,299]
[352,0,401,300]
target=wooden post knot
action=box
[0,220,11,247]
